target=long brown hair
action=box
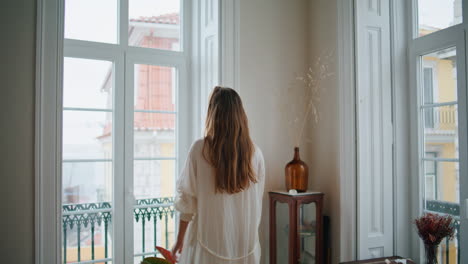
[203,86,257,194]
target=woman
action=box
[172,86,265,264]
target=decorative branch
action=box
[290,51,334,147]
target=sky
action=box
[419,0,458,29]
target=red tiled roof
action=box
[100,14,178,138]
[133,51,175,131]
[130,13,180,25]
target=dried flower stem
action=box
[292,53,332,147]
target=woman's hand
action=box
[172,219,189,262]
[171,241,183,262]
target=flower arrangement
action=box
[414,213,455,245]
[141,246,176,264]
[289,52,334,147]
[414,213,455,264]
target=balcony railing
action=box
[425,199,461,264]
[62,197,175,264]
[425,105,457,131]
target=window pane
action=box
[133,160,176,200]
[418,0,462,37]
[133,203,176,257]
[133,160,176,260]
[423,161,459,203]
[129,0,181,51]
[423,105,459,159]
[64,57,113,109]
[421,47,457,104]
[62,161,113,262]
[134,64,177,112]
[63,161,113,204]
[63,111,113,160]
[65,0,117,43]
[134,113,176,158]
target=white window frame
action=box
[35,0,240,263]
[408,0,468,262]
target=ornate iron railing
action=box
[62,197,175,264]
[425,199,460,264]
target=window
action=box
[424,152,438,200]
[410,0,466,262]
[417,0,463,37]
[423,66,435,128]
[61,1,189,263]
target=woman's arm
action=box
[171,220,189,261]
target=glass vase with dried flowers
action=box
[284,52,333,192]
[414,213,455,264]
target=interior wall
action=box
[0,0,37,262]
[238,0,341,263]
[308,0,340,263]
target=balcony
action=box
[425,105,457,134]
[62,197,175,264]
[425,199,461,264]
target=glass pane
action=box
[424,161,460,203]
[65,0,117,43]
[134,64,177,112]
[63,111,113,160]
[63,218,113,263]
[62,161,113,204]
[299,202,317,264]
[134,160,176,200]
[423,105,459,159]
[62,161,113,263]
[64,57,113,109]
[276,202,289,263]
[132,62,178,259]
[133,160,176,260]
[134,113,176,158]
[133,208,176,259]
[129,0,181,51]
[418,0,462,37]
[421,47,457,104]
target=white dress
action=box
[174,139,265,264]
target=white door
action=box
[355,0,395,258]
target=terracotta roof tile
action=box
[129,13,180,25]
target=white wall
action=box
[239,0,341,263]
[0,0,37,262]
[308,0,340,263]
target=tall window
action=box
[61,0,189,263]
[411,0,466,262]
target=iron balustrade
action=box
[62,197,175,264]
[425,199,461,264]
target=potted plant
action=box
[414,213,455,264]
[141,246,177,264]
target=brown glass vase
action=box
[285,147,308,192]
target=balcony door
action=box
[61,0,191,263]
[410,0,468,261]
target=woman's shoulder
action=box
[252,143,264,164]
[188,138,205,156]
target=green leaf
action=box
[141,257,171,264]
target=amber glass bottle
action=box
[285,147,308,192]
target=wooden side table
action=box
[269,191,324,264]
